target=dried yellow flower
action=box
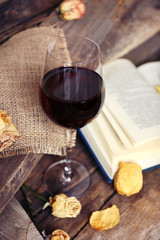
[57,0,85,21]
[51,229,70,240]
[50,193,81,218]
[0,110,19,152]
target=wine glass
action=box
[40,36,105,197]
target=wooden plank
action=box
[1,0,160,59]
[24,165,115,238]
[16,135,160,239]
[0,153,43,214]
[0,10,50,43]
[0,0,62,43]
[16,136,115,238]
[0,0,62,33]
[124,31,160,66]
[0,197,43,240]
[16,135,98,215]
[73,168,160,240]
[42,0,160,64]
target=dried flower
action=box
[51,229,70,240]
[0,110,19,152]
[57,0,85,21]
[49,193,81,218]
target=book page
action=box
[138,62,160,86]
[80,59,160,180]
[93,113,160,160]
[81,112,160,178]
[103,59,160,145]
[102,105,134,149]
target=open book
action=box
[79,59,160,182]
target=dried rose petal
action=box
[90,205,120,231]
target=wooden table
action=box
[0,0,160,239]
[16,135,160,240]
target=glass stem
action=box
[63,129,76,182]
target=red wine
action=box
[40,66,105,129]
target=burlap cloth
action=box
[0,26,69,157]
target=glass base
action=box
[43,159,91,197]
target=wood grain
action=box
[16,135,98,215]
[0,153,43,213]
[0,197,43,240]
[0,0,62,42]
[41,0,160,63]
[124,31,160,66]
[75,168,160,240]
[18,156,116,238]
[16,136,160,239]
[1,0,160,63]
